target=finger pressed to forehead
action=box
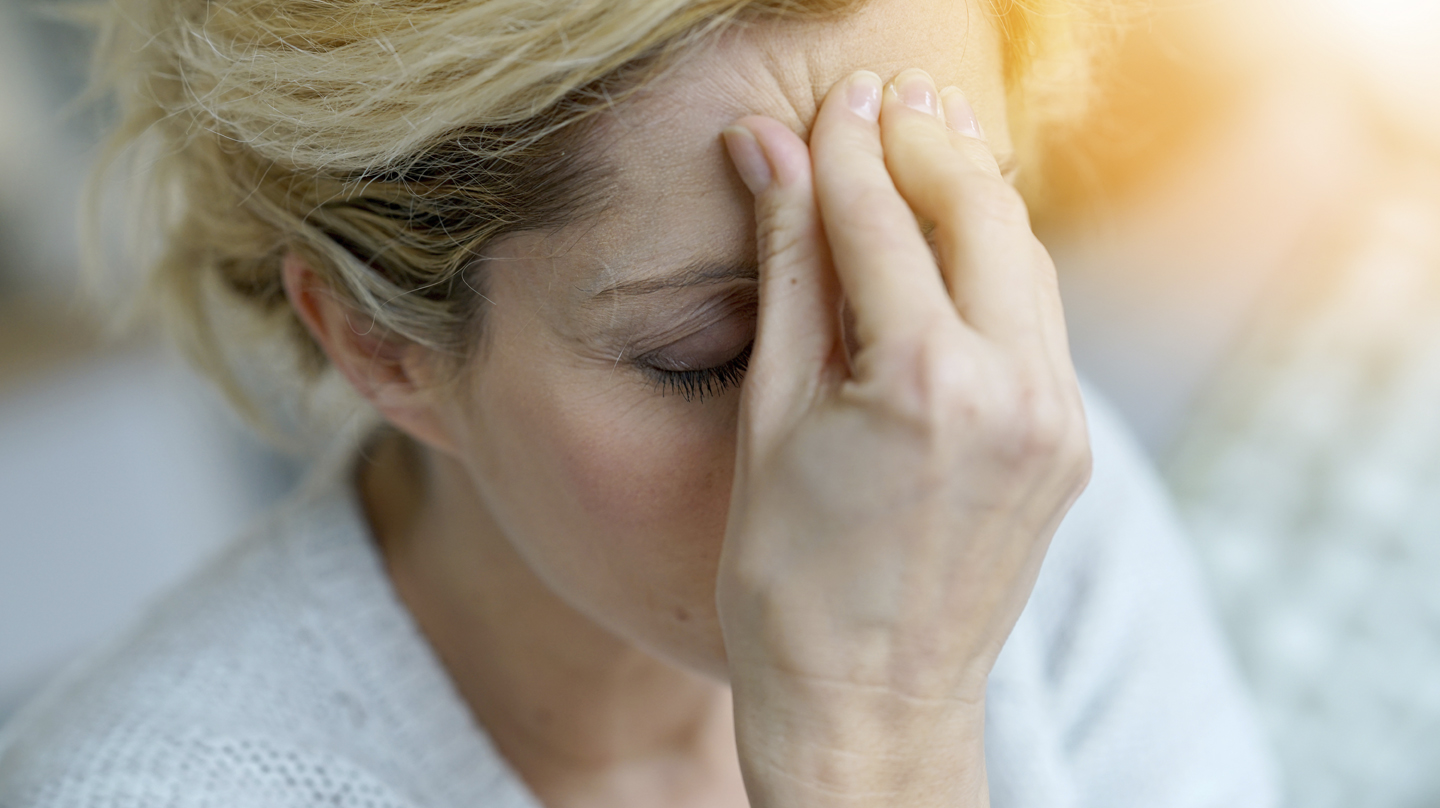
[809,70,957,349]
[879,71,1050,347]
[723,115,843,431]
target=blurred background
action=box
[0,0,1437,805]
[0,0,298,731]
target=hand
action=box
[716,68,1092,808]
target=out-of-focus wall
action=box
[0,0,298,723]
[1048,1,1440,805]
[0,0,93,292]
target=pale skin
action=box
[282,1,1091,806]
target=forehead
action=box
[639,0,1005,137]
[510,0,1007,301]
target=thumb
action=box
[722,116,843,444]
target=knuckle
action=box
[833,183,904,231]
[755,196,817,267]
[1069,432,1095,490]
[888,112,949,153]
[862,324,975,429]
[968,178,1031,231]
[936,172,1030,234]
[921,335,980,419]
[1020,402,1067,456]
[861,335,1095,497]
[755,212,807,267]
[985,381,1083,468]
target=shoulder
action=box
[0,468,436,807]
[985,381,1280,808]
[1028,380,1225,652]
[0,725,421,808]
[1028,381,1199,648]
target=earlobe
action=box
[280,252,463,456]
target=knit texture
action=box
[0,389,1279,808]
[1166,189,1440,807]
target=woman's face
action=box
[431,0,1011,679]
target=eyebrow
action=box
[585,258,760,304]
[582,149,1017,306]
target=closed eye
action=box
[638,341,753,402]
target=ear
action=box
[281,252,462,456]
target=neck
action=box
[359,433,742,807]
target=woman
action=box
[0,0,1276,804]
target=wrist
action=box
[729,674,990,808]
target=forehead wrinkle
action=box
[620,25,815,139]
[753,1,997,133]
[538,0,1008,324]
[583,257,759,305]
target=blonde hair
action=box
[90,0,1121,436]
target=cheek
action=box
[465,328,741,641]
[566,411,735,535]
[488,373,738,541]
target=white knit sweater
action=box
[0,392,1280,808]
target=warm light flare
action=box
[1323,0,1440,43]
[1315,0,1440,76]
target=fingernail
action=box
[940,86,985,139]
[845,71,882,122]
[894,69,939,117]
[722,125,771,194]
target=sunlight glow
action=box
[1319,0,1440,66]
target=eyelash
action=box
[642,342,753,403]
